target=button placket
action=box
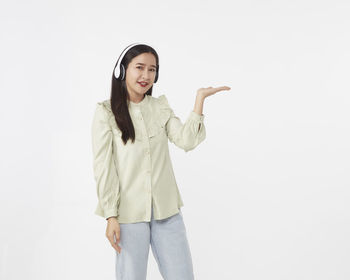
[138,107,152,219]
[129,107,146,141]
[136,108,149,140]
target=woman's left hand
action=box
[197,86,231,99]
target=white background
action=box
[1,0,350,279]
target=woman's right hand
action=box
[106,217,121,253]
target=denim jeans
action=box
[115,203,195,280]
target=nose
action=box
[141,68,151,81]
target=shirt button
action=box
[147,170,151,174]
[146,150,150,155]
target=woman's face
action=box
[125,52,157,99]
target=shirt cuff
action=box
[103,208,119,220]
[189,111,205,122]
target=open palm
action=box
[197,86,231,98]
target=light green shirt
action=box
[91,94,206,223]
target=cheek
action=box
[126,72,139,83]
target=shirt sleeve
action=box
[158,94,206,152]
[91,103,120,220]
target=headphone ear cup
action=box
[120,64,125,80]
[154,66,159,83]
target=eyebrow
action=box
[136,63,157,68]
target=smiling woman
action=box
[91,42,230,280]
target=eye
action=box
[136,66,156,72]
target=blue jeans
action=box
[115,203,195,280]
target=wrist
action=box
[196,92,205,101]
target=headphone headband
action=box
[113,43,159,83]
[113,43,141,79]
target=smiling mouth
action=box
[138,82,148,87]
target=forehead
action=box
[131,53,156,67]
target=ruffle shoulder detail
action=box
[157,94,173,127]
[97,99,113,114]
[96,100,119,130]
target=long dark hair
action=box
[110,44,159,145]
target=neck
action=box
[128,93,145,104]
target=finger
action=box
[113,231,122,253]
[213,87,230,94]
[106,233,121,253]
[217,86,230,91]
[112,240,122,253]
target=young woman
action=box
[91,43,230,280]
